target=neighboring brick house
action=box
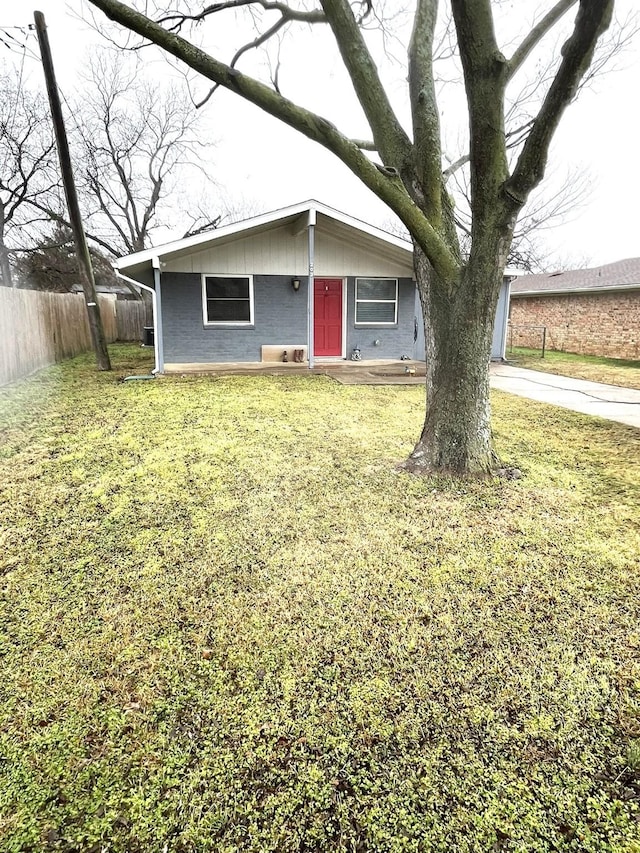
[509,258,640,360]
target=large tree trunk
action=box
[400,245,506,477]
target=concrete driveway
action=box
[489,364,640,429]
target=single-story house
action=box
[509,258,640,360]
[114,200,512,373]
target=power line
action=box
[0,24,39,60]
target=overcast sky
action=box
[2,0,639,269]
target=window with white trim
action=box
[202,275,253,325]
[355,278,398,324]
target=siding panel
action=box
[162,224,413,278]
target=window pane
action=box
[206,277,249,299]
[356,302,396,323]
[207,299,251,322]
[357,279,396,300]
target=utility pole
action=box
[34,11,111,371]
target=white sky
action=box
[2,0,639,268]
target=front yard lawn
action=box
[1,345,639,852]
[507,347,640,390]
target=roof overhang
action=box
[511,283,640,297]
[114,199,414,281]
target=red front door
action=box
[314,279,343,357]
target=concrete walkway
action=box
[489,364,640,429]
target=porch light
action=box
[292,278,301,292]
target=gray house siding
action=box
[345,277,416,360]
[491,278,510,360]
[161,272,417,363]
[161,271,509,365]
[162,273,309,363]
[413,289,426,361]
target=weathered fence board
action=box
[0,289,123,386]
[116,300,146,342]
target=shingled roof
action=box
[511,258,640,296]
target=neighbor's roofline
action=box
[512,282,640,297]
[114,199,413,269]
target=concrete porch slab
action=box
[163,360,426,382]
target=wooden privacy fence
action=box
[116,299,147,342]
[0,289,127,386]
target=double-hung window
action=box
[202,275,253,325]
[355,278,398,325]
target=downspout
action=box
[114,269,161,375]
[151,257,165,374]
[307,206,316,370]
[502,276,513,361]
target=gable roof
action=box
[115,200,413,278]
[511,258,640,296]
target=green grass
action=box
[507,347,640,390]
[1,344,639,852]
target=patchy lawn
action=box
[1,345,639,853]
[507,347,640,390]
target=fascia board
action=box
[114,199,413,269]
[512,283,640,297]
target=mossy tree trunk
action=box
[86,0,615,476]
[401,247,507,476]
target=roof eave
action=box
[114,199,414,269]
[512,283,640,297]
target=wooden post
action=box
[34,11,111,371]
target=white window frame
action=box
[355,277,398,326]
[202,274,254,326]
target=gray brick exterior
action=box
[161,272,418,363]
[345,277,416,360]
[162,274,308,363]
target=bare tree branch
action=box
[507,0,578,81]
[506,0,614,206]
[450,0,509,226]
[85,0,459,281]
[0,70,59,286]
[157,0,326,32]
[72,52,218,255]
[408,0,448,228]
[319,0,413,172]
[442,153,468,181]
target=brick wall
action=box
[509,290,640,360]
[160,272,417,364]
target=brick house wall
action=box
[509,290,640,360]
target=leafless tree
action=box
[14,223,122,292]
[86,0,623,477]
[386,162,593,273]
[72,52,220,257]
[0,69,59,287]
[450,163,592,272]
